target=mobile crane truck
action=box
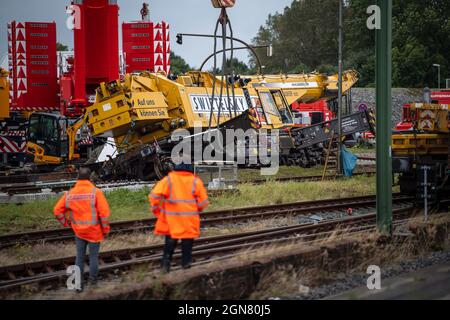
[0,68,28,169]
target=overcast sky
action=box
[0,0,293,68]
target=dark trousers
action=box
[161,236,194,271]
[75,237,100,286]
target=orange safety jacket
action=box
[149,171,209,239]
[53,180,111,243]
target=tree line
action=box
[251,0,450,88]
[57,0,449,88]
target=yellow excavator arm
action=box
[67,113,89,161]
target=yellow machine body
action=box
[392,103,450,157]
[85,71,301,153]
[26,141,64,165]
[27,69,359,167]
[392,133,449,156]
[245,70,359,105]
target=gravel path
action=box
[279,249,450,300]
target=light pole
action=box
[433,64,441,89]
[337,0,343,175]
[376,0,392,235]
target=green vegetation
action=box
[238,165,325,181]
[0,173,380,235]
[211,58,250,75]
[170,51,192,75]
[251,0,450,88]
[56,42,69,51]
[211,174,377,210]
[171,51,250,75]
[347,145,376,155]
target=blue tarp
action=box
[341,147,358,177]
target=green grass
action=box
[209,174,378,211]
[238,166,325,181]
[0,188,152,235]
[0,173,382,235]
[347,145,376,155]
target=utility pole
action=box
[337,0,343,174]
[376,0,392,234]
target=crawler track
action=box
[0,194,412,249]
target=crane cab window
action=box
[27,114,67,158]
[271,90,293,124]
[258,91,294,125]
[259,92,280,119]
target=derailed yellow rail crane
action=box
[26,70,373,180]
[26,71,316,179]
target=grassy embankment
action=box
[0,165,381,235]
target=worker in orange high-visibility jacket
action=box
[149,162,208,272]
[53,168,110,291]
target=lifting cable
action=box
[207,7,237,131]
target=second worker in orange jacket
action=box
[149,162,209,272]
[54,168,110,291]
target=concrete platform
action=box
[326,262,450,300]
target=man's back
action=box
[54,179,110,242]
[150,169,208,239]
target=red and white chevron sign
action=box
[78,137,94,145]
[10,106,58,112]
[211,0,236,8]
[0,137,26,153]
[0,130,26,137]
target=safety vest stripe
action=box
[72,219,97,226]
[151,205,159,210]
[65,191,69,210]
[150,194,162,199]
[163,210,200,216]
[167,199,196,203]
[198,199,209,207]
[65,191,73,221]
[167,175,173,202]
[67,194,96,200]
[90,187,97,224]
[192,177,197,195]
[167,174,197,203]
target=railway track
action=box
[0,193,412,249]
[0,180,152,195]
[0,206,414,293]
[0,171,78,185]
[245,171,375,184]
